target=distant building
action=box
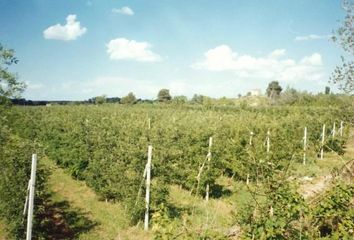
[250,89,261,96]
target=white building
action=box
[250,89,261,96]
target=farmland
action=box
[1,96,354,239]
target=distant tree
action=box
[94,95,106,104]
[237,94,242,98]
[330,0,353,93]
[0,44,26,103]
[121,92,137,104]
[266,81,283,98]
[191,94,204,104]
[172,95,188,104]
[106,97,121,103]
[157,89,172,102]
[325,86,331,94]
[246,92,251,96]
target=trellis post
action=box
[205,137,213,201]
[26,154,37,240]
[340,121,344,137]
[320,124,325,159]
[144,146,152,231]
[266,129,270,154]
[303,127,307,165]
[249,131,254,146]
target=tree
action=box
[325,86,331,94]
[157,89,171,102]
[121,92,137,104]
[266,81,283,98]
[330,0,354,93]
[191,94,204,104]
[94,95,106,104]
[0,44,26,103]
[172,95,188,104]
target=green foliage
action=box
[0,43,26,103]
[325,86,330,95]
[191,94,205,104]
[94,95,107,104]
[172,95,188,104]
[121,92,137,104]
[239,180,308,239]
[310,182,354,239]
[266,81,282,99]
[0,109,47,238]
[325,138,345,155]
[5,97,353,236]
[330,0,354,93]
[157,89,172,102]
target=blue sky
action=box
[0,0,347,100]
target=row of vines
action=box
[4,102,354,239]
[0,105,48,239]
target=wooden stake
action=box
[320,124,325,159]
[332,122,336,138]
[205,137,213,201]
[144,146,152,231]
[26,154,37,240]
[303,127,307,165]
[340,121,344,137]
[148,118,151,130]
[246,174,250,185]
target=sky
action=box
[0,0,348,100]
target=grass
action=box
[42,157,134,240]
[169,184,235,229]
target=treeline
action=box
[11,89,353,107]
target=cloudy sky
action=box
[0,0,347,100]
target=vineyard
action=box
[1,98,354,239]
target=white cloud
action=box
[192,45,325,83]
[294,34,331,41]
[300,53,323,66]
[43,15,87,41]
[269,49,286,59]
[112,6,134,15]
[107,38,161,62]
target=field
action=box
[1,98,354,239]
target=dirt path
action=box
[299,129,354,199]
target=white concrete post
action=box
[26,154,37,240]
[303,127,307,165]
[249,131,254,146]
[320,124,325,159]
[144,146,152,231]
[205,137,213,201]
[266,129,270,153]
[340,121,344,137]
